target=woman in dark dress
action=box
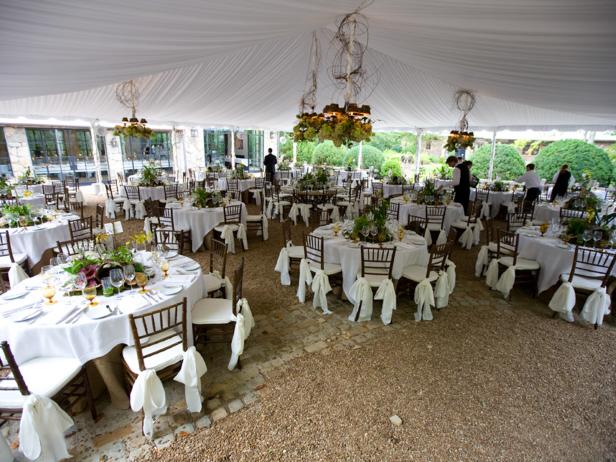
[550,164,571,201]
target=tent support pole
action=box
[488,130,497,181]
[230,128,236,170]
[358,141,363,169]
[414,129,423,182]
[89,123,102,185]
[292,141,297,166]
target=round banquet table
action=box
[0,252,205,407]
[17,193,46,209]
[533,204,561,224]
[470,189,514,218]
[5,213,79,266]
[120,185,166,202]
[311,225,429,304]
[217,178,255,192]
[382,184,403,198]
[337,170,366,186]
[14,184,45,196]
[172,201,247,252]
[515,227,616,293]
[390,197,465,231]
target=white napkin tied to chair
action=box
[424,228,432,246]
[485,259,500,289]
[143,217,151,234]
[229,299,255,370]
[105,198,116,219]
[311,270,332,314]
[122,199,132,218]
[375,279,396,325]
[495,265,516,299]
[262,215,269,240]
[475,245,489,277]
[414,279,435,321]
[548,281,575,322]
[275,247,291,285]
[330,205,340,222]
[221,225,236,254]
[237,223,248,250]
[265,198,273,219]
[296,259,312,303]
[135,201,146,220]
[348,277,373,322]
[19,394,74,462]
[435,229,447,246]
[252,189,262,206]
[8,263,28,288]
[446,261,456,294]
[299,204,311,226]
[174,346,207,413]
[435,272,450,308]
[130,369,167,439]
[289,203,299,225]
[581,287,611,326]
[473,220,484,245]
[480,202,491,219]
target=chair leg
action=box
[354,300,362,322]
[594,323,598,330]
[82,367,98,421]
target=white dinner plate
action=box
[12,307,42,322]
[161,285,182,295]
[164,250,179,259]
[182,262,201,272]
[86,305,113,320]
[2,289,28,300]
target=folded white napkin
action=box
[118,295,150,314]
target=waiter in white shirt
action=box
[515,163,542,203]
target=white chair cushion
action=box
[363,274,390,287]
[122,332,184,374]
[426,223,443,231]
[214,223,239,233]
[192,298,235,325]
[498,256,540,270]
[0,253,28,268]
[203,273,223,293]
[308,261,342,275]
[0,357,82,409]
[276,200,291,206]
[451,219,470,229]
[316,204,335,210]
[560,273,604,291]
[401,264,439,283]
[287,245,304,259]
[487,242,498,252]
[246,214,263,222]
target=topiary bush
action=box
[311,141,347,166]
[534,140,614,186]
[344,145,385,171]
[380,158,403,178]
[469,143,525,181]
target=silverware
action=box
[105,304,113,314]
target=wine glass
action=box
[369,224,378,241]
[74,273,87,299]
[135,272,149,294]
[160,259,170,279]
[582,230,592,247]
[593,229,603,247]
[40,283,56,305]
[83,285,98,306]
[123,265,136,291]
[360,226,370,242]
[109,268,124,295]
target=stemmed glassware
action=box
[160,259,170,279]
[109,268,124,295]
[593,229,603,247]
[582,230,592,247]
[123,265,136,291]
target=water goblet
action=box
[160,259,170,279]
[135,272,149,294]
[593,229,603,247]
[582,230,592,247]
[101,277,115,297]
[123,265,136,291]
[109,268,124,295]
[40,283,57,305]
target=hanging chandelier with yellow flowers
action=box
[113,80,153,139]
[293,11,376,148]
[444,90,476,155]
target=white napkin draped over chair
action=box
[475,245,489,277]
[8,263,28,287]
[311,270,332,314]
[130,369,167,439]
[174,346,207,413]
[581,287,611,326]
[237,223,248,250]
[221,225,236,254]
[458,221,483,250]
[274,247,291,285]
[435,272,450,308]
[261,215,269,240]
[375,279,396,325]
[348,277,373,322]
[265,198,273,219]
[494,265,516,298]
[414,279,435,321]
[480,202,491,219]
[548,282,576,322]
[229,299,255,370]
[446,261,456,294]
[19,394,74,462]
[485,259,500,289]
[105,198,117,219]
[330,205,341,222]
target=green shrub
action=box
[311,141,347,166]
[367,132,416,153]
[534,140,613,186]
[469,143,525,181]
[380,158,403,178]
[343,145,385,171]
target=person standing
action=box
[550,164,573,201]
[263,148,277,183]
[447,155,470,213]
[516,163,542,203]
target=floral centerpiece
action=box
[230,164,251,180]
[278,159,291,171]
[416,179,449,205]
[192,188,222,208]
[490,180,507,192]
[385,174,407,186]
[17,167,45,186]
[0,204,50,228]
[434,165,452,180]
[343,201,393,243]
[292,112,324,143]
[139,162,165,187]
[297,168,329,190]
[558,188,616,245]
[207,165,224,173]
[0,177,13,196]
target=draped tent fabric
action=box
[0,0,615,130]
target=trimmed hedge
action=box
[311,141,347,166]
[469,143,525,181]
[380,158,403,178]
[343,145,385,171]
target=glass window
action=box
[121,131,173,177]
[0,129,12,177]
[204,130,228,166]
[97,135,111,182]
[246,130,264,170]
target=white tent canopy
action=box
[0,0,614,131]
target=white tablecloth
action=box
[18,194,46,209]
[120,185,166,202]
[390,198,465,232]
[382,184,403,198]
[337,170,366,186]
[312,226,429,303]
[217,178,255,192]
[471,189,514,218]
[6,214,79,266]
[14,184,45,196]
[533,204,561,224]
[172,201,247,252]
[0,253,204,365]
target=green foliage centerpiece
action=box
[17,167,45,186]
[344,201,393,243]
[230,164,250,180]
[139,162,165,187]
[0,204,50,228]
[192,188,222,209]
[297,168,329,190]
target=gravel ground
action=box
[115,203,616,462]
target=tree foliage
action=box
[469,143,525,181]
[311,141,347,166]
[366,132,416,153]
[380,158,403,178]
[344,145,385,171]
[534,140,613,185]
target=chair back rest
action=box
[128,298,188,372]
[143,199,165,218]
[467,200,482,224]
[484,218,495,244]
[372,182,383,193]
[57,237,95,256]
[426,205,446,228]
[209,238,228,278]
[520,199,536,218]
[153,227,184,253]
[223,204,242,224]
[387,202,400,221]
[231,257,245,311]
[281,220,293,247]
[0,341,29,396]
[559,208,587,223]
[164,184,178,200]
[69,217,93,241]
[42,184,55,195]
[254,177,264,189]
[304,234,324,269]
[361,245,396,279]
[406,214,427,234]
[426,242,451,276]
[124,186,141,201]
[227,178,239,192]
[0,197,18,207]
[569,246,616,287]
[95,204,105,229]
[160,207,175,230]
[0,231,15,261]
[476,190,490,202]
[506,212,528,231]
[496,229,519,264]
